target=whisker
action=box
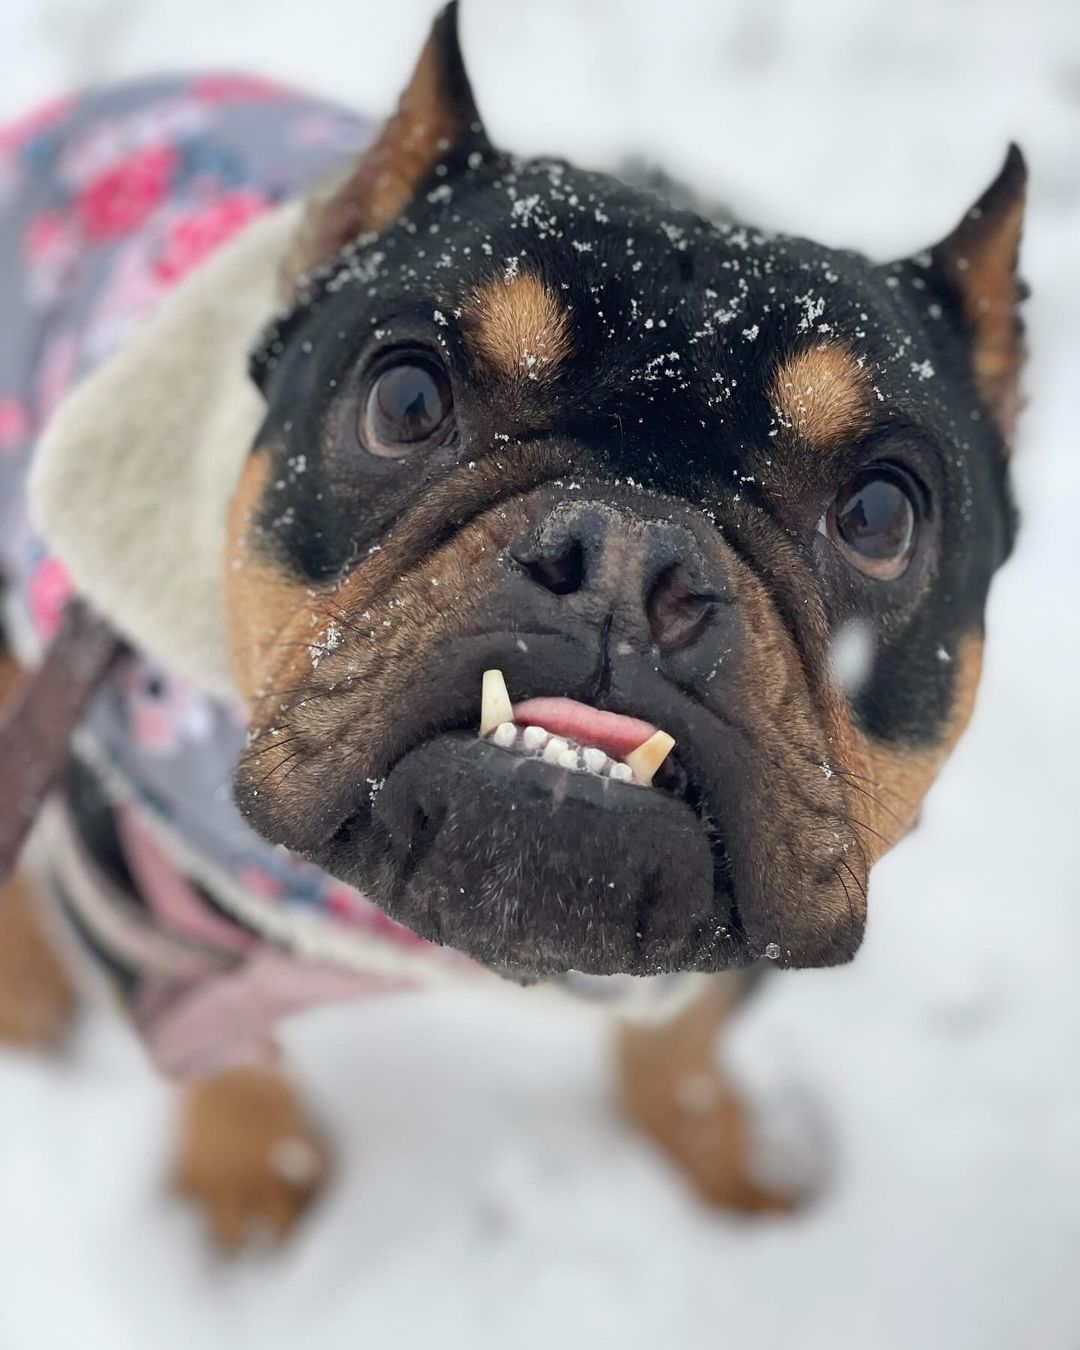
[834,774,908,829]
[845,814,893,850]
[243,742,310,793]
[837,855,868,904]
[830,765,918,810]
[832,863,857,932]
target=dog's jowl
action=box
[0,2,1024,1236]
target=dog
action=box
[0,3,1025,1246]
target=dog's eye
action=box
[359,356,453,458]
[823,468,918,580]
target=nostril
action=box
[519,541,586,596]
[647,565,717,652]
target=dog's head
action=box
[225,4,1024,978]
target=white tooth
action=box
[480,669,514,736]
[558,748,579,771]
[609,762,634,783]
[583,747,607,775]
[624,730,675,786]
[522,725,549,751]
[492,721,517,749]
[542,736,569,764]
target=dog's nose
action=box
[509,500,726,653]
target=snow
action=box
[3,0,1080,1346]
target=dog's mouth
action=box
[239,621,864,976]
[477,669,678,789]
[311,653,732,980]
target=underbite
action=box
[477,669,675,787]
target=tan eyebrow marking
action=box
[463,272,572,381]
[770,344,872,450]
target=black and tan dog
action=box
[0,4,1024,1242]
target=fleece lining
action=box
[29,200,303,699]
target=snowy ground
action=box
[2,1,1080,1347]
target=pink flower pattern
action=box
[190,74,291,104]
[26,554,74,640]
[153,189,269,284]
[0,397,29,451]
[76,143,178,240]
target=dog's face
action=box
[225,5,1023,979]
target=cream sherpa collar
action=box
[29,200,304,700]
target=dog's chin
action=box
[319,733,741,980]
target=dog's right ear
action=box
[921,145,1028,443]
[284,2,487,288]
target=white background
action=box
[1,2,1079,1347]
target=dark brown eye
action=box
[825,468,918,580]
[359,356,453,458]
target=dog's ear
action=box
[919,145,1028,442]
[284,1,487,286]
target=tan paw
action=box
[616,990,802,1215]
[175,1066,330,1250]
[0,874,77,1051]
[641,1069,800,1213]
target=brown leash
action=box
[0,600,124,885]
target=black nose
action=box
[509,500,726,653]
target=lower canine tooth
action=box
[542,736,569,764]
[480,669,514,736]
[624,730,675,786]
[491,721,517,749]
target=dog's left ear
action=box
[916,145,1028,443]
[285,1,487,285]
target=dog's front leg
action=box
[615,971,798,1213]
[0,654,78,1050]
[175,1062,329,1250]
[0,872,77,1050]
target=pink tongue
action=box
[511,698,656,760]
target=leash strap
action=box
[0,600,124,885]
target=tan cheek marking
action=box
[770,344,871,451]
[223,449,324,709]
[722,554,869,944]
[238,451,567,780]
[839,633,984,863]
[463,272,572,382]
[240,489,536,797]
